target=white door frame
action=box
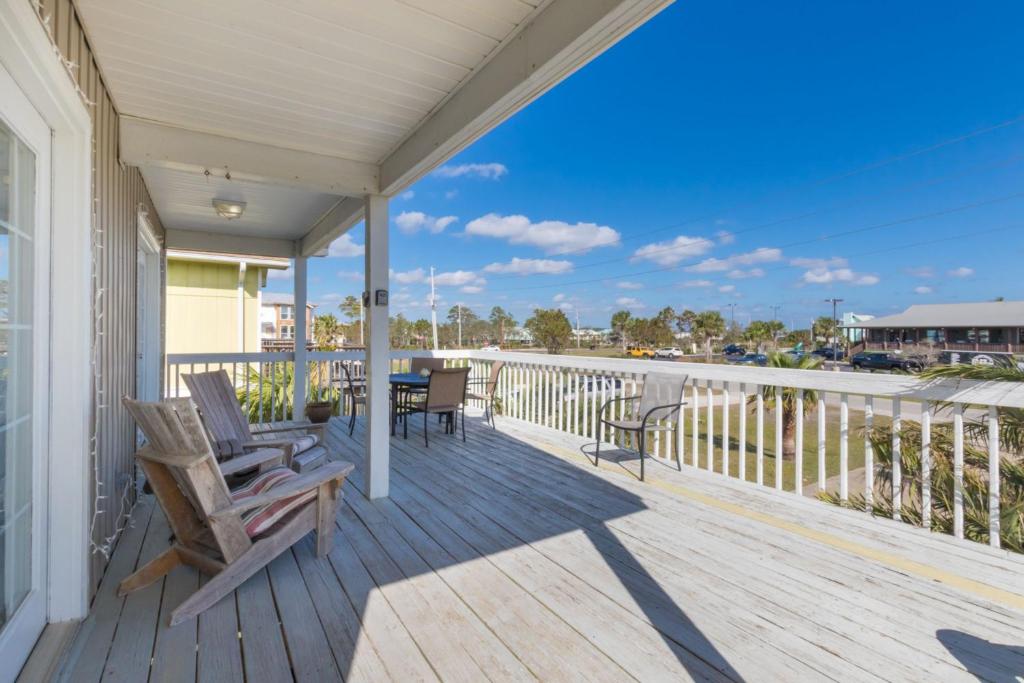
[136,211,161,403]
[0,0,94,639]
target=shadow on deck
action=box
[57,412,1024,682]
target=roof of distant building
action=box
[262,292,316,307]
[848,301,1024,329]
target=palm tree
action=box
[312,313,341,350]
[751,351,823,459]
[689,311,726,362]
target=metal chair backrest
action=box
[638,372,688,421]
[340,360,363,395]
[411,357,446,374]
[426,367,470,411]
[483,361,505,397]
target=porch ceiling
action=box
[74,0,674,257]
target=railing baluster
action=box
[738,384,747,481]
[839,393,849,502]
[675,376,685,467]
[775,391,783,490]
[892,397,902,521]
[795,389,803,494]
[706,381,714,472]
[721,382,730,476]
[817,396,826,492]
[599,373,607,445]
[921,401,932,529]
[590,373,598,440]
[863,396,874,508]
[691,383,699,467]
[988,405,1000,548]
[756,387,764,486]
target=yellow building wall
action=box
[166,260,263,354]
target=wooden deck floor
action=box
[57,411,1024,682]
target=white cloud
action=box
[395,211,458,235]
[726,268,764,279]
[434,270,483,287]
[327,233,364,258]
[391,268,426,284]
[465,213,620,254]
[801,267,879,286]
[318,293,345,304]
[400,190,415,200]
[552,293,567,303]
[631,235,715,266]
[906,266,934,278]
[433,162,508,180]
[615,296,646,309]
[687,247,782,273]
[716,230,736,245]
[336,270,362,281]
[444,190,459,200]
[718,284,736,293]
[482,257,573,275]
[616,281,643,290]
[948,266,974,278]
[681,279,714,288]
[790,256,847,269]
[267,266,292,281]
[914,286,933,294]
[460,285,484,294]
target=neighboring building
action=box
[165,250,289,354]
[261,292,316,349]
[844,301,1024,352]
[842,312,874,343]
[505,326,535,344]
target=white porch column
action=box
[293,255,308,420]
[364,194,390,498]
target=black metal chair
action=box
[339,361,366,436]
[596,372,688,480]
[466,361,504,428]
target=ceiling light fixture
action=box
[212,198,246,220]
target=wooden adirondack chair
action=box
[121,397,353,626]
[183,369,327,472]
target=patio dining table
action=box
[389,372,429,435]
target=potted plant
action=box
[306,385,335,424]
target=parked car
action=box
[728,353,768,366]
[626,345,655,359]
[480,344,501,352]
[562,377,624,400]
[654,347,684,359]
[850,351,926,373]
[811,347,846,360]
[722,344,746,356]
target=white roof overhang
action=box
[75,0,673,258]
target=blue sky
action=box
[268,0,1024,330]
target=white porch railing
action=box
[166,349,1024,552]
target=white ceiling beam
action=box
[299,196,365,257]
[379,0,673,194]
[164,228,297,259]
[120,116,380,196]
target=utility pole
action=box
[770,305,781,321]
[457,303,463,348]
[575,307,581,349]
[725,303,737,328]
[358,296,365,346]
[824,298,844,371]
[429,267,438,350]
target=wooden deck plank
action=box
[235,569,292,683]
[265,550,343,682]
[196,575,245,683]
[149,561,200,683]
[60,501,156,683]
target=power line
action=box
[492,189,1024,292]
[482,150,1024,281]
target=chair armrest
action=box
[598,395,640,420]
[640,402,686,428]
[210,461,354,519]
[219,448,285,476]
[253,420,326,436]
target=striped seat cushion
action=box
[230,466,316,537]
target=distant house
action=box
[842,312,874,343]
[261,292,316,350]
[165,250,289,354]
[505,326,535,345]
[843,301,1024,352]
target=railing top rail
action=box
[166,352,294,363]
[465,350,1024,409]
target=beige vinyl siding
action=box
[34,0,165,590]
[166,261,263,354]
